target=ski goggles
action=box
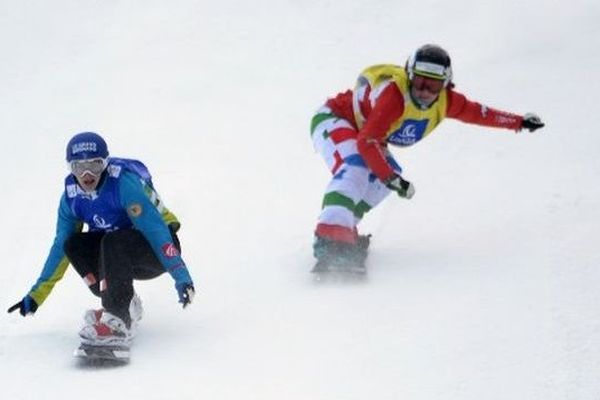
[69,157,107,177]
[411,74,445,94]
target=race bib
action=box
[388,119,429,146]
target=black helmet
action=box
[406,44,453,87]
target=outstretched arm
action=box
[446,90,524,130]
[9,194,81,316]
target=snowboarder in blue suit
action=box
[8,132,195,346]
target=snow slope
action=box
[2,1,600,399]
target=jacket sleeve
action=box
[356,83,405,182]
[118,172,193,285]
[446,90,523,130]
[29,194,82,306]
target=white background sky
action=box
[1,1,600,399]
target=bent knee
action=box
[63,233,86,255]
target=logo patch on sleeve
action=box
[162,243,180,258]
[127,203,143,218]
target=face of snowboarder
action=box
[410,74,444,107]
[70,158,107,192]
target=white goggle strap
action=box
[407,53,452,87]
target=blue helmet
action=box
[66,132,109,162]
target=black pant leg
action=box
[99,229,168,325]
[132,224,181,280]
[63,231,105,297]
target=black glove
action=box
[175,282,195,309]
[7,295,38,316]
[520,113,544,132]
[385,174,415,199]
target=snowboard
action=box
[311,235,370,281]
[311,258,367,282]
[74,343,130,364]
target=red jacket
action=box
[325,85,523,182]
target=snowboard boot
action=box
[312,235,367,272]
[356,234,372,255]
[83,308,104,326]
[83,293,143,327]
[79,311,135,346]
[128,293,144,324]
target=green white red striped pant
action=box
[310,106,402,243]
